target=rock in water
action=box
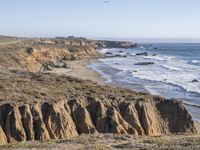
[134,62,154,65]
[192,79,199,82]
[135,52,148,56]
[105,52,112,55]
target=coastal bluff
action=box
[0,36,197,145]
[0,73,196,144]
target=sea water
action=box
[89,43,200,122]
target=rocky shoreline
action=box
[0,36,198,146]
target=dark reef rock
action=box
[135,52,148,56]
[105,52,113,55]
[134,62,154,65]
[192,79,199,82]
[115,54,127,57]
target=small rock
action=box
[105,52,112,55]
[132,70,138,73]
[49,61,69,69]
[135,52,148,56]
[115,54,127,57]
[26,47,34,54]
[119,50,123,53]
[61,63,68,68]
[134,62,154,65]
[192,79,199,82]
[46,65,54,71]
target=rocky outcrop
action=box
[18,45,101,72]
[35,38,97,48]
[0,95,196,145]
[95,40,137,49]
[0,38,102,72]
[34,37,137,49]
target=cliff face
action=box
[19,45,100,72]
[0,43,101,72]
[0,88,196,144]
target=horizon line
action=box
[2,34,200,43]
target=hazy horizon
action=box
[2,34,200,43]
[1,0,200,41]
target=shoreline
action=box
[50,58,200,133]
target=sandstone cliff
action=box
[0,42,101,72]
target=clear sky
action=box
[1,0,200,39]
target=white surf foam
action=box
[131,64,200,94]
[98,48,113,54]
[189,60,200,65]
[100,51,200,95]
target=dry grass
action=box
[1,134,200,150]
[0,69,142,104]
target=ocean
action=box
[89,43,200,122]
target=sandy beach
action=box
[49,59,105,84]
